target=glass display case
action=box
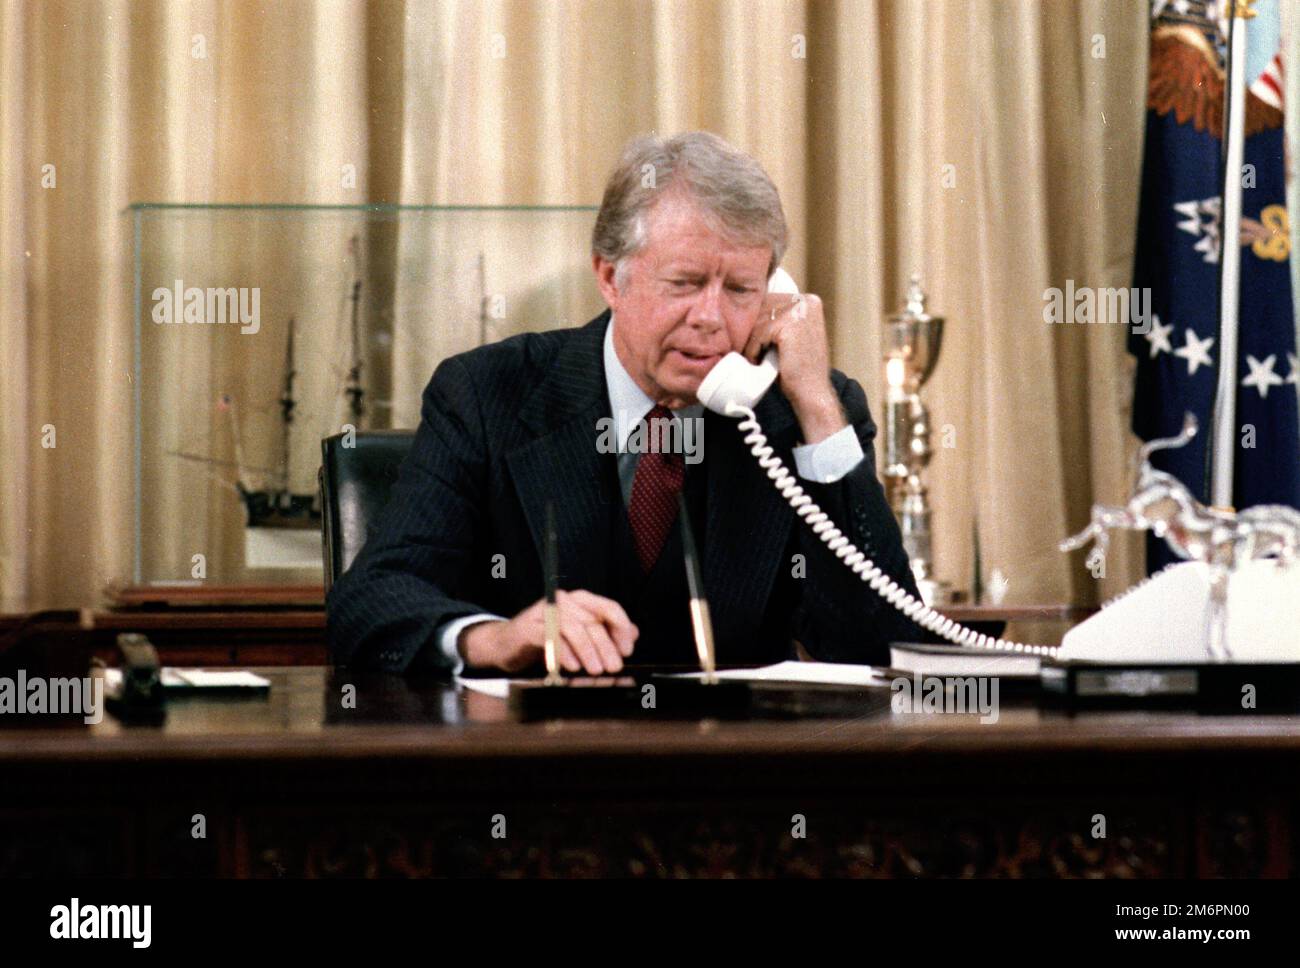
[127,203,602,594]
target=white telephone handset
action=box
[697,268,1052,657]
[695,267,793,414]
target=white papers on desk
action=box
[166,669,271,688]
[456,662,888,695]
[455,677,512,699]
[671,660,889,687]
[102,668,271,691]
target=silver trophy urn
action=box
[882,275,957,606]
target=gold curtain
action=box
[1,0,1148,613]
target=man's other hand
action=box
[458,590,638,675]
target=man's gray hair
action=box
[592,131,788,285]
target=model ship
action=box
[232,316,321,532]
[169,237,366,568]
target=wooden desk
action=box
[5,602,1093,669]
[1,667,1297,878]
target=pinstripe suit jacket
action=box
[326,310,929,674]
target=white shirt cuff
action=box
[438,613,506,677]
[792,424,864,483]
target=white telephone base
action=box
[1059,559,1300,663]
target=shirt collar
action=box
[604,313,704,452]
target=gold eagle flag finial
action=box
[1147,0,1279,138]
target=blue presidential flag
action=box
[1131,0,1300,571]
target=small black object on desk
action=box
[104,632,166,722]
[1041,659,1300,713]
[507,673,751,721]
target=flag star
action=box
[1287,353,1299,385]
[1173,197,1222,263]
[1242,354,1284,400]
[1173,327,1214,376]
[1143,314,1173,358]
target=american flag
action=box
[1131,0,1300,571]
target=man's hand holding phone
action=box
[744,288,844,445]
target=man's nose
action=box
[686,280,724,332]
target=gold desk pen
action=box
[678,492,717,685]
[542,501,563,685]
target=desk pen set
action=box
[507,498,751,720]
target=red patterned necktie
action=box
[627,405,686,573]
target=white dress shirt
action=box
[437,314,865,672]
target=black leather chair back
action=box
[319,430,416,591]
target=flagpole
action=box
[1210,0,1254,508]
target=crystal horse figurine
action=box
[1060,413,1300,574]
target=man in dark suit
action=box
[328,132,928,675]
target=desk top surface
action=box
[4,666,1300,765]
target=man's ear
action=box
[592,253,620,307]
